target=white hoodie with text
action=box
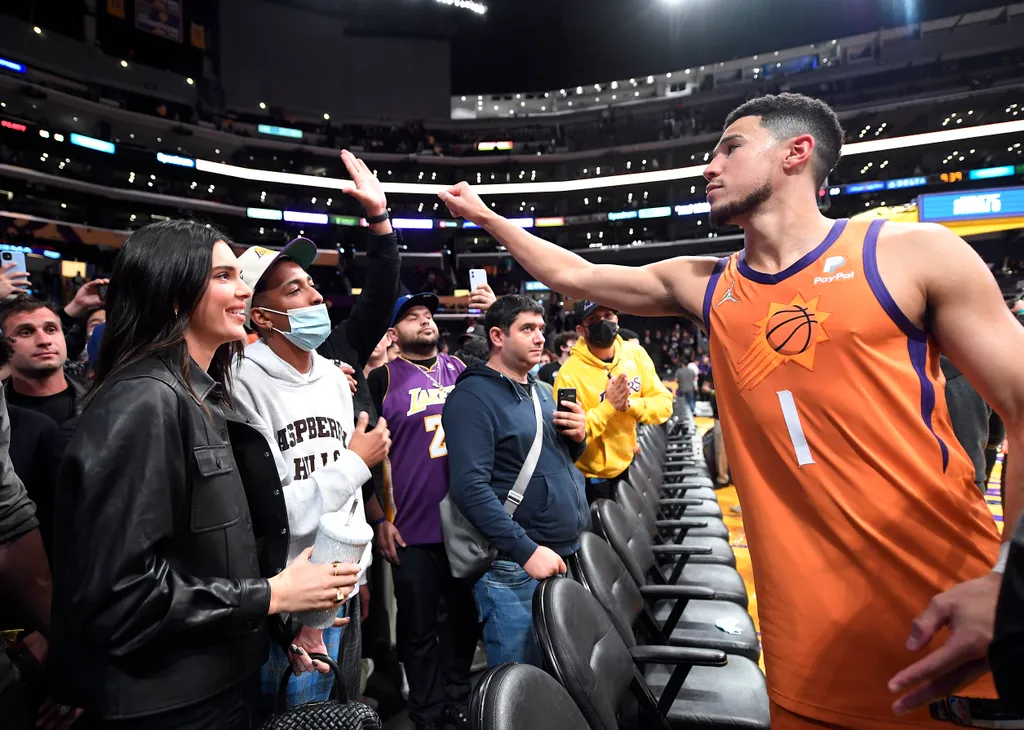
[233,340,371,578]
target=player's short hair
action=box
[618,327,639,342]
[724,93,844,187]
[0,296,58,333]
[483,295,545,352]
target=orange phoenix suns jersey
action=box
[703,218,1001,727]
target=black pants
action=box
[391,544,479,728]
[79,677,252,730]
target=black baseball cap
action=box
[457,324,485,344]
[574,300,617,321]
[391,293,440,326]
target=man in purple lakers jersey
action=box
[367,293,478,730]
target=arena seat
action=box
[591,499,748,607]
[469,663,589,730]
[615,480,730,544]
[599,489,734,568]
[575,531,760,661]
[628,473,723,521]
[533,577,770,730]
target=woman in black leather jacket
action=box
[50,220,361,730]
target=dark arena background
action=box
[0,0,1021,728]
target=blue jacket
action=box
[442,363,588,566]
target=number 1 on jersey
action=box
[423,414,448,459]
[776,390,815,466]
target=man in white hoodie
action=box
[234,234,391,710]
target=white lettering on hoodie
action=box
[233,340,371,573]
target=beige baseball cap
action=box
[237,237,318,326]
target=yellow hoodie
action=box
[554,335,673,479]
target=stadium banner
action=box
[135,0,184,43]
[107,0,126,19]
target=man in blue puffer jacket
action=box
[443,295,588,667]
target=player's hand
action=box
[340,363,357,395]
[606,374,630,412]
[469,283,496,311]
[553,400,586,443]
[438,182,492,225]
[0,263,30,300]
[64,278,109,318]
[523,546,567,580]
[341,150,387,217]
[888,572,1002,715]
[349,412,390,468]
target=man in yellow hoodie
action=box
[554,300,673,502]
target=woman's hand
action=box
[268,547,360,614]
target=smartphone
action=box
[1,251,28,300]
[557,387,577,412]
[469,268,488,291]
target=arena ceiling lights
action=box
[187,119,1024,197]
[435,0,487,15]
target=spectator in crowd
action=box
[618,327,640,344]
[702,367,730,489]
[992,514,1023,706]
[50,220,361,729]
[443,296,588,667]
[313,149,402,677]
[0,297,90,425]
[453,334,489,366]
[0,385,55,730]
[233,237,388,708]
[363,332,397,378]
[367,293,478,730]
[554,301,672,502]
[942,355,993,496]
[536,331,576,386]
[676,359,698,413]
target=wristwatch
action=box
[365,210,390,224]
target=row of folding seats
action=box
[470,400,771,730]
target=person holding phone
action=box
[50,220,361,730]
[442,295,587,668]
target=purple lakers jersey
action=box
[380,354,465,545]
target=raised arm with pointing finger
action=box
[438,183,718,319]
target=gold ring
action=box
[332,561,340,576]
[335,587,344,604]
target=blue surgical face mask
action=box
[256,303,331,352]
[529,361,543,376]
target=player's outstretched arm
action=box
[438,182,717,318]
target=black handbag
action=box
[256,653,381,730]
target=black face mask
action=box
[587,320,618,348]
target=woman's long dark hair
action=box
[93,219,243,404]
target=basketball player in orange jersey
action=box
[438,93,1021,729]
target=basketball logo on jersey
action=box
[735,294,831,391]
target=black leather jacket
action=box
[51,351,290,719]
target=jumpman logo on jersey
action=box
[717,282,740,308]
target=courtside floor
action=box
[693,417,1006,674]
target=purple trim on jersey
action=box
[737,219,848,285]
[701,257,729,336]
[381,354,464,545]
[862,218,926,342]
[908,339,950,472]
[862,219,948,472]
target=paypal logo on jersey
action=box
[814,256,855,285]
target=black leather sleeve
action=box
[53,378,271,659]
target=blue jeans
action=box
[472,560,541,667]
